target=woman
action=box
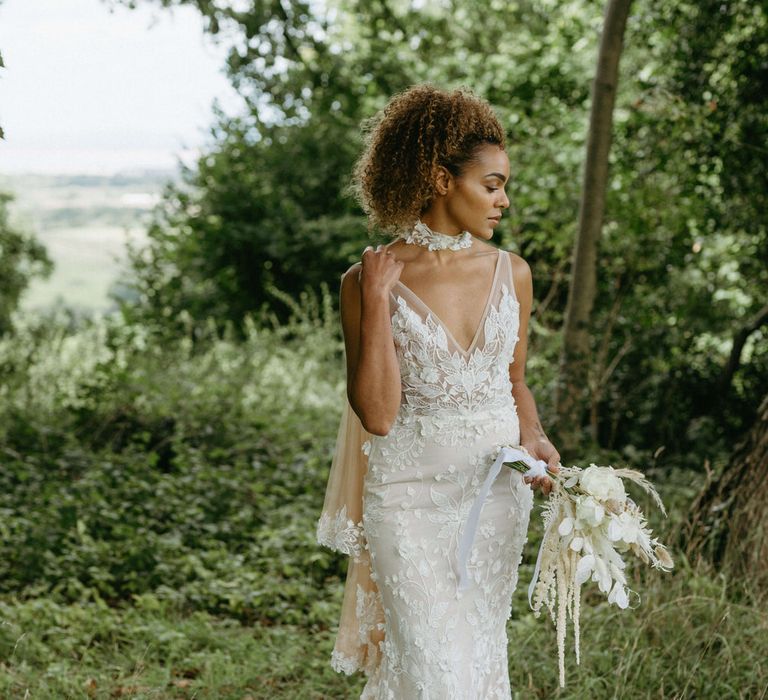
[317,83,561,699]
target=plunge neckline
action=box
[392,248,504,357]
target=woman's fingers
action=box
[524,474,555,495]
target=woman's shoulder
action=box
[340,265,362,307]
[499,249,532,305]
[341,254,366,285]
[502,249,532,281]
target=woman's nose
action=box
[498,191,510,209]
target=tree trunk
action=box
[681,391,768,600]
[553,0,634,454]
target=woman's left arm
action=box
[507,252,561,496]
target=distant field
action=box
[0,171,179,313]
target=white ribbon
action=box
[456,446,549,594]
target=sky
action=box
[0,0,242,175]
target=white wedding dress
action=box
[317,247,534,699]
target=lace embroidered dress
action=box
[317,247,534,699]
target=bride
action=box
[317,83,562,699]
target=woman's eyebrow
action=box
[484,172,508,183]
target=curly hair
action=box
[347,83,506,235]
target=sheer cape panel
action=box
[315,395,384,677]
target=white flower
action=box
[580,465,627,503]
[654,544,675,569]
[607,580,629,609]
[593,555,612,593]
[575,495,605,527]
[558,517,574,536]
[607,511,642,544]
[575,553,595,586]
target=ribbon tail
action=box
[456,446,550,593]
[456,448,513,591]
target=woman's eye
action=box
[486,187,498,192]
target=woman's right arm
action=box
[339,246,403,436]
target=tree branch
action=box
[717,302,768,394]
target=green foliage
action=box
[0,1,764,695]
[0,281,762,697]
[118,132,374,333]
[0,595,362,698]
[591,0,768,454]
[113,0,607,332]
[0,289,347,624]
[107,0,768,462]
[0,192,54,335]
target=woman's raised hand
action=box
[359,244,404,298]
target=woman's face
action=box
[440,143,511,238]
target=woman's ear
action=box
[433,165,452,196]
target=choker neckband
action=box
[398,219,473,251]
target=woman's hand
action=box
[360,244,404,298]
[521,437,561,496]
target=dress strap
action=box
[504,251,518,303]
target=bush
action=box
[0,288,348,626]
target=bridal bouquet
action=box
[503,447,674,688]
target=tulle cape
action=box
[316,395,385,677]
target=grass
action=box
[0,548,765,699]
[0,594,360,699]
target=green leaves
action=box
[0,193,54,334]
[0,302,346,622]
[108,0,766,457]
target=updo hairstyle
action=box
[348,83,506,235]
